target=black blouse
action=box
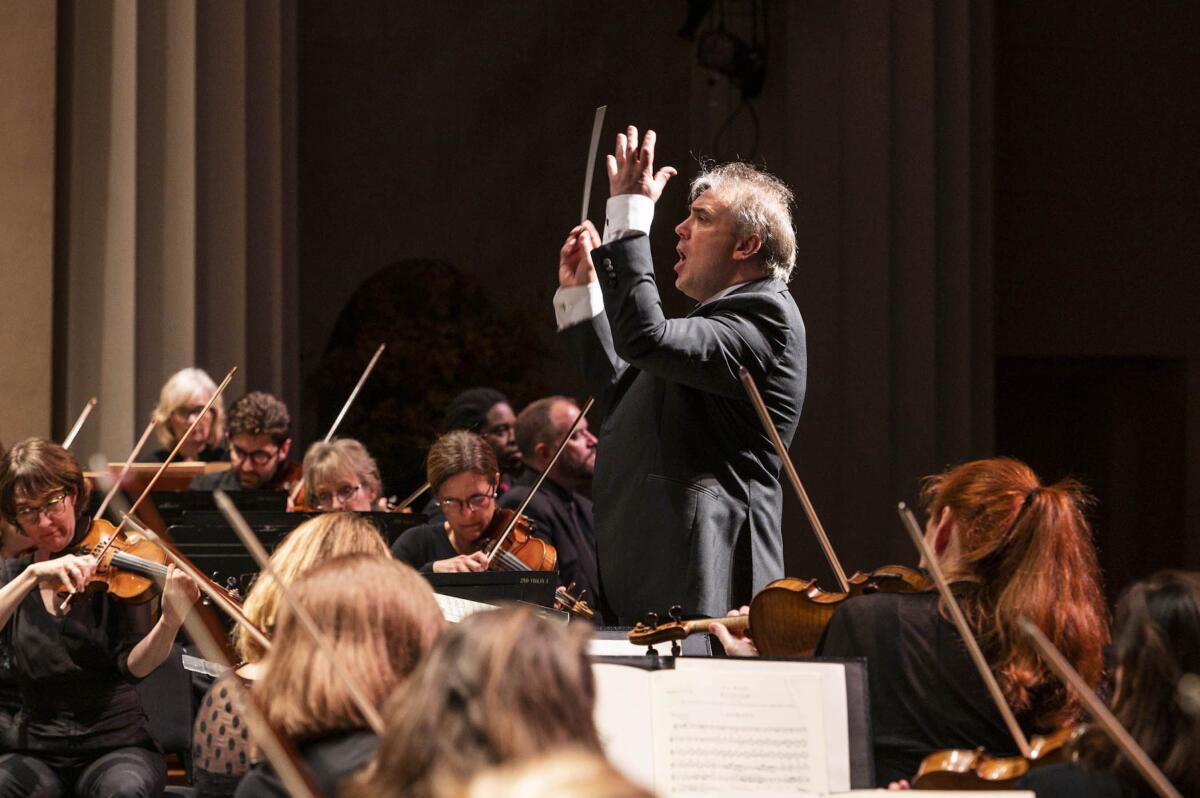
[390,523,457,573]
[1018,762,1148,798]
[233,729,378,797]
[815,590,1038,787]
[0,553,156,755]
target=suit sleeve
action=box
[560,309,630,416]
[596,233,792,399]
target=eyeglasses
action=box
[438,492,495,515]
[172,405,213,421]
[316,483,362,509]
[14,491,71,526]
[230,444,281,467]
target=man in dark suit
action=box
[500,396,603,618]
[554,125,806,623]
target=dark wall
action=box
[993,1,1200,595]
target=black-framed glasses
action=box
[316,483,362,509]
[14,491,71,526]
[438,492,495,515]
[230,443,281,466]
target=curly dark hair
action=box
[226,391,291,443]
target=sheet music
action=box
[653,670,829,797]
[434,592,496,623]
[674,658,851,792]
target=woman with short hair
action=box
[151,367,228,462]
[300,438,385,513]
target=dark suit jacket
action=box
[564,232,806,623]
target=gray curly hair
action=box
[689,162,796,283]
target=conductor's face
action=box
[673,189,740,303]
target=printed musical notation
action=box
[652,672,829,797]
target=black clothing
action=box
[150,445,227,463]
[499,474,603,618]
[233,729,378,798]
[815,590,1036,787]
[1018,762,1147,798]
[565,233,807,622]
[390,523,457,573]
[0,554,164,795]
[0,746,165,797]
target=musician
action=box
[348,606,601,798]
[391,431,502,573]
[499,396,604,617]
[151,367,228,462]
[712,457,1110,787]
[300,438,387,512]
[0,444,29,753]
[1017,570,1200,797]
[442,387,524,491]
[192,512,391,797]
[0,438,200,797]
[233,554,443,797]
[555,127,806,621]
[190,392,297,492]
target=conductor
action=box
[554,125,806,623]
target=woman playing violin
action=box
[1017,570,1200,798]
[300,438,387,512]
[391,431,508,573]
[0,438,199,797]
[713,457,1110,787]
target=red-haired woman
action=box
[713,457,1110,787]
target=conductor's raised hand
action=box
[558,221,601,289]
[606,126,677,203]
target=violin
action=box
[477,507,557,572]
[629,565,935,656]
[911,725,1087,789]
[54,518,170,603]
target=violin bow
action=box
[215,490,386,735]
[87,455,272,652]
[484,396,595,566]
[92,415,159,523]
[738,366,850,592]
[288,343,386,506]
[390,480,430,513]
[62,396,98,450]
[59,370,235,612]
[157,555,320,798]
[1018,617,1183,798]
[898,502,1033,757]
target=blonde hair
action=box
[153,368,226,450]
[465,748,653,798]
[254,554,443,741]
[349,607,600,798]
[302,438,382,505]
[235,512,389,663]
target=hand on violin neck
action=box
[558,222,600,288]
[161,564,201,628]
[709,606,758,658]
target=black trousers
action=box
[0,747,166,798]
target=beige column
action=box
[0,1,57,443]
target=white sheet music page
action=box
[653,669,828,797]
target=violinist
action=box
[190,392,298,492]
[348,606,601,798]
[500,397,604,618]
[233,554,443,797]
[0,438,200,797]
[0,443,30,753]
[391,431,505,573]
[712,457,1110,787]
[299,438,387,512]
[151,367,229,462]
[1017,570,1200,798]
[191,511,391,797]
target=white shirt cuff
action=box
[553,281,604,330]
[603,194,654,243]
